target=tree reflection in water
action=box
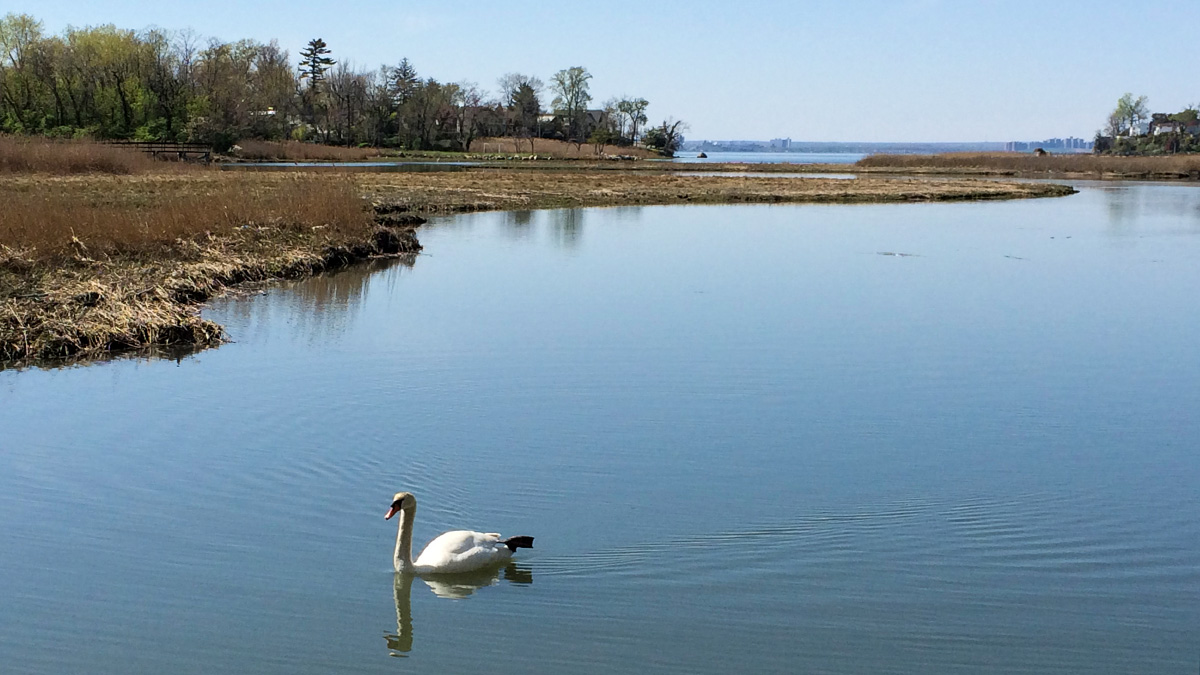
[503,210,535,239]
[551,209,585,249]
[1100,180,1200,238]
[213,253,417,349]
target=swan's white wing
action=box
[413,530,511,573]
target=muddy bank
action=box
[1,169,1073,368]
[0,224,420,367]
[1,173,420,367]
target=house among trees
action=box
[1149,113,1200,137]
[581,110,609,135]
[1096,95,1200,155]
[535,109,610,140]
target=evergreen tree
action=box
[389,58,418,105]
[298,38,334,90]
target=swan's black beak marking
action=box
[385,497,404,520]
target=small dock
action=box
[108,141,213,163]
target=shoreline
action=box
[842,152,1200,182]
[219,155,1200,182]
[483,159,1200,181]
[1,168,1075,369]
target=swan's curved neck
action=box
[390,573,414,653]
[394,506,415,573]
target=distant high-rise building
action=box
[1005,136,1093,153]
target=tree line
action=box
[0,13,687,155]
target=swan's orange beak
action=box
[384,505,399,520]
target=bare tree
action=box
[405,78,456,150]
[498,72,542,151]
[550,66,591,142]
[602,97,625,139]
[642,118,688,156]
[326,62,368,145]
[1104,111,1122,138]
[452,81,487,151]
[497,72,541,107]
[616,96,648,143]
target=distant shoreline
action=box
[848,152,1200,181]
[213,153,1200,182]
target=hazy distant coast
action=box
[683,140,1093,155]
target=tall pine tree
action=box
[299,38,335,90]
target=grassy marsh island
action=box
[0,139,1074,367]
[850,152,1200,180]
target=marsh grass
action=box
[0,173,418,365]
[353,170,1075,213]
[0,174,374,259]
[229,138,659,161]
[0,136,166,174]
[857,152,1200,177]
[469,137,659,159]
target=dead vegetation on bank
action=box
[226,137,659,162]
[2,166,1072,367]
[3,173,370,255]
[229,140,388,162]
[1,173,419,365]
[856,152,1200,179]
[467,137,659,159]
[0,136,162,174]
[354,170,1076,213]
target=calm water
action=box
[675,151,866,163]
[2,182,1199,674]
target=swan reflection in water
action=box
[385,563,533,655]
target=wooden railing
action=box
[107,141,213,163]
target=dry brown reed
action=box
[355,170,1074,213]
[228,137,658,162]
[857,152,1200,178]
[0,136,165,174]
[0,172,419,365]
[0,174,374,260]
[231,140,386,162]
[469,137,659,159]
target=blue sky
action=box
[10,0,1199,142]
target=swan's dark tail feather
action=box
[504,536,534,552]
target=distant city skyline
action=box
[10,0,1200,142]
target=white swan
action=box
[385,491,534,574]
